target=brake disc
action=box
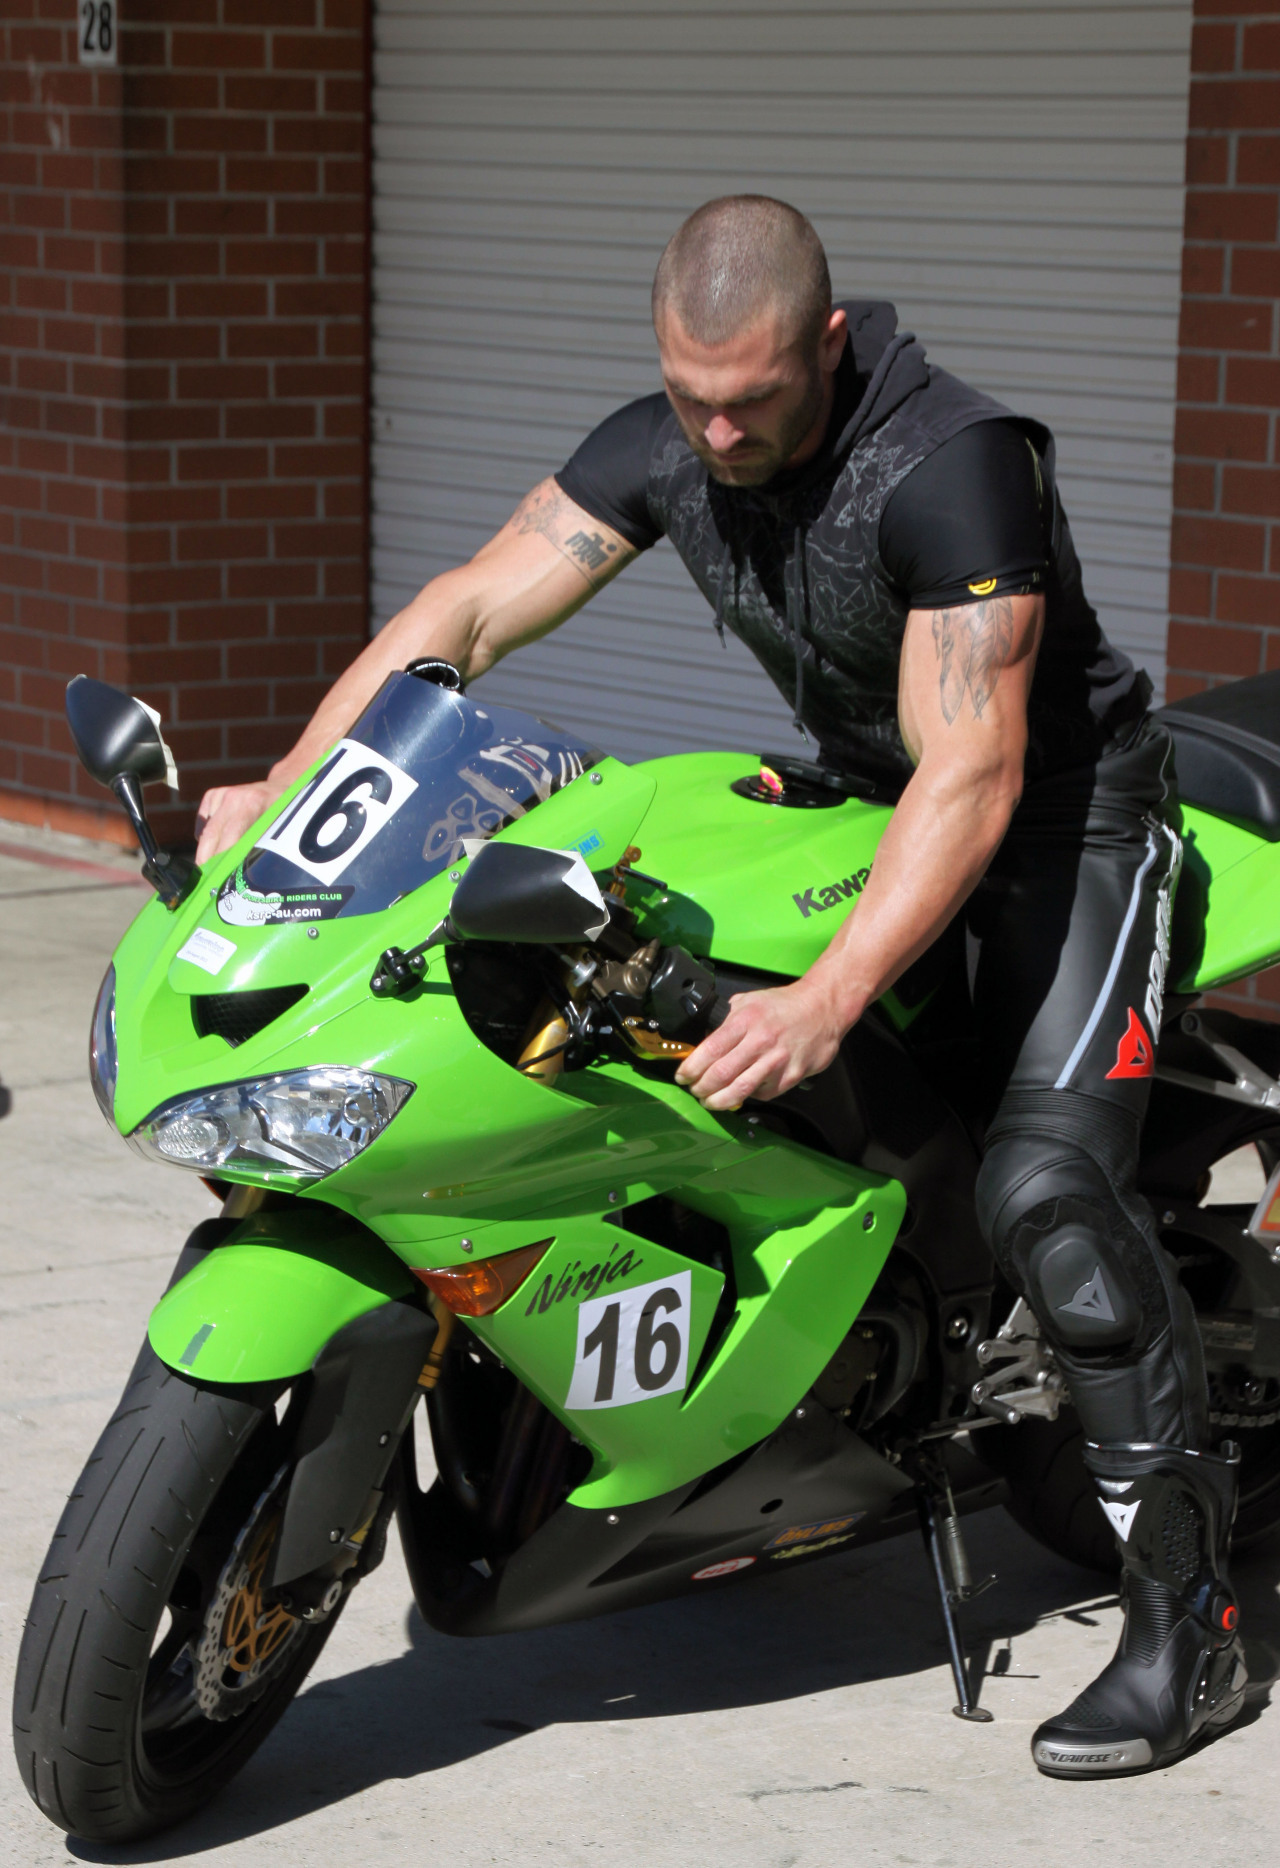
[194,1465,305,1722]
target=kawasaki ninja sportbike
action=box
[14,661,1280,1840]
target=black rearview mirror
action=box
[65,675,176,791]
[64,676,193,908]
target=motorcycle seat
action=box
[1157,670,1280,843]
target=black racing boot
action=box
[1032,1441,1247,1778]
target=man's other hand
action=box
[674,982,845,1112]
[195,780,282,866]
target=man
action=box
[197,196,1245,1776]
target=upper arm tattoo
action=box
[510,481,628,590]
[931,596,1015,723]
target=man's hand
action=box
[674,980,846,1112]
[195,780,284,866]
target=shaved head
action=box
[652,195,832,351]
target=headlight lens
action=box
[127,1067,413,1181]
[89,964,118,1124]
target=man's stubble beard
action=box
[679,361,828,489]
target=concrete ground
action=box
[1,821,1277,1868]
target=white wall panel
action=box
[372,0,1193,762]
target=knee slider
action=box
[1021,1202,1143,1351]
[977,1136,1145,1352]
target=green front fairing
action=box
[468,1136,903,1509]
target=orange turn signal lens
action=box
[412,1238,553,1317]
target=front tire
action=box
[13,1345,345,1842]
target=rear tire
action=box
[12,1344,345,1842]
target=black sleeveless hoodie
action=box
[560,300,1149,790]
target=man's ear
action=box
[820,307,848,374]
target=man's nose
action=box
[705,413,746,453]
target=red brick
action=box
[175,199,270,237]
[1169,567,1214,619]
[1222,465,1280,516]
[176,444,270,482]
[1171,513,1267,570]
[1231,247,1280,298]
[175,682,273,724]
[173,281,268,318]
[1182,244,1225,294]
[1176,407,1270,460]
[129,405,220,443]
[224,240,318,277]
[322,78,365,116]
[322,401,364,438]
[122,71,220,111]
[227,562,317,599]
[225,157,318,194]
[227,483,316,519]
[276,197,364,237]
[274,118,361,156]
[171,31,266,70]
[273,33,361,73]
[128,321,221,360]
[175,363,270,400]
[224,403,316,438]
[1190,77,1280,132]
[274,280,362,317]
[227,0,316,23]
[1186,188,1279,243]
[1167,619,1265,676]
[1238,135,1280,185]
[175,524,270,562]
[226,321,318,358]
[128,486,222,523]
[1193,22,1239,75]
[16,355,68,395]
[1244,23,1280,71]
[1216,572,1280,627]
[224,76,316,114]
[276,439,362,478]
[274,597,362,637]
[1223,355,1280,406]
[174,603,269,642]
[173,116,270,155]
[130,645,225,685]
[125,155,222,196]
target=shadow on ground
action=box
[65,1512,1280,1863]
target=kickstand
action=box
[915,1470,996,1723]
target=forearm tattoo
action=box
[510,481,625,589]
[931,595,1015,722]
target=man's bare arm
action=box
[676,591,1045,1110]
[195,480,636,862]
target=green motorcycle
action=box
[14,660,1280,1840]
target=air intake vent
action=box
[192,984,308,1048]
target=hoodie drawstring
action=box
[788,520,810,742]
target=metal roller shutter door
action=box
[371,0,1193,764]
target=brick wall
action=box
[1,2,132,841]
[0,0,370,845]
[1170,2,1280,1015]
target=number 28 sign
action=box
[566,1272,691,1411]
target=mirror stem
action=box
[111,773,194,909]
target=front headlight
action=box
[127,1067,413,1182]
[89,964,118,1124]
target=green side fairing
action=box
[108,705,1280,1509]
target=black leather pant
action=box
[970,722,1208,1449]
